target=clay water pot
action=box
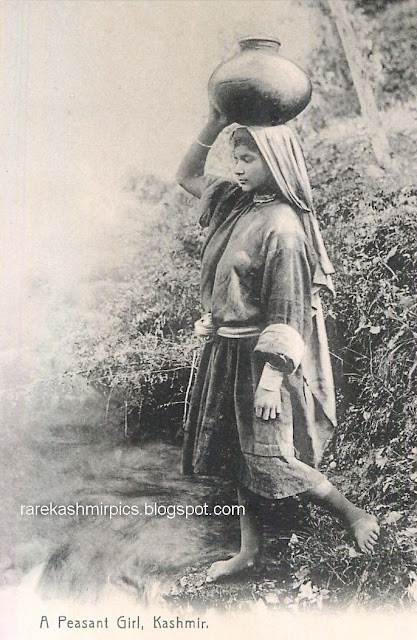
[208,37,312,126]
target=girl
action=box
[176,106,379,582]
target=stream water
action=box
[39,440,242,601]
[0,365,306,605]
[0,377,243,602]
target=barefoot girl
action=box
[176,106,379,582]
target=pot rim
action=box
[238,35,281,48]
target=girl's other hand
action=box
[254,386,282,421]
[208,102,230,128]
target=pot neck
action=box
[238,37,281,52]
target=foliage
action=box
[353,0,406,15]
[72,178,204,438]
[330,188,416,504]
[307,134,373,227]
[370,1,417,107]
[296,186,417,610]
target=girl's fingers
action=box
[255,404,263,418]
[255,401,281,421]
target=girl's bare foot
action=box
[206,551,260,583]
[306,485,380,554]
[349,513,380,553]
[342,505,379,553]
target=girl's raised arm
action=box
[176,105,229,198]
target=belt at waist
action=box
[217,326,261,338]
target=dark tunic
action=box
[182,178,336,499]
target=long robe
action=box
[182,178,336,499]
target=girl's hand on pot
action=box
[208,103,230,128]
[254,386,282,421]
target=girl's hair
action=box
[230,127,259,152]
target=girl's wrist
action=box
[194,129,218,148]
[193,139,212,150]
[204,117,227,138]
[259,363,284,392]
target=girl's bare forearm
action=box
[176,117,227,198]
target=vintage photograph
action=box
[1,0,416,637]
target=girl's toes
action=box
[350,515,379,553]
[206,561,223,582]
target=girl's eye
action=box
[233,154,254,164]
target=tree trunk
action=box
[326,0,391,168]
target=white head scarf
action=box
[242,124,335,295]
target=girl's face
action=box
[232,144,275,193]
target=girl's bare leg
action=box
[305,480,380,553]
[206,486,262,582]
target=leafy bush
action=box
[354,0,407,16]
[330,188,417,507]
[307,134,373,227]
[371,1,417,107]
[289,187,417,610]
[72,178,205,439]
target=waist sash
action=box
[217,326,261,339]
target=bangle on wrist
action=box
[195,139,212,149]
